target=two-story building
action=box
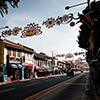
[0,39,34,82]
[34,52,53,77]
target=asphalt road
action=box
[0,71,88,100]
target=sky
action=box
[0,0,92,60]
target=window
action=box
[7,49,11,56]
[27,53,29,58]
[17,51,21,57]
[13,50,16,57]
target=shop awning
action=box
[45,68,52,72]
[35,66,47,72]
[23,63,33,66]
[16,64,25,68]
[9,64,18,68]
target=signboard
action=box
[22,67,24,79]
[4,75,7,82]
[9,57,21,64]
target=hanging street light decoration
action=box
[13,27,22,36]
[42,14,78,28]
[42,18,55,28]
[65,53,74,58]
[1,23,42,38]
[1,27,22,37]
[20,23,42,38]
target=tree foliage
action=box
[77,1,100,52]
[0,0,20,17]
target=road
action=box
[0,71,89,100]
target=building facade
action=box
[0,39,34,82]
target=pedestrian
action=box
[7,77,11,82]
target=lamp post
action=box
[0,26,9,30]
[65,2,87,10]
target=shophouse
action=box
[22,45,34,79]
[57,60,67,73]
[0,39,34,82]
[34,52,53,77]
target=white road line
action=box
[0,88,15,93]
[26,82,40,86]
[6,83,23,87]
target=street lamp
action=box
[0,26,9,30]
[65,2,87,10]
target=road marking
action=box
[65,82,87,85]
[0,88,15,93]
[6,83,23,87]
[24,73,84,100]
[26,82,40,87]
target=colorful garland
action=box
[42,14,77,28]
[1,27,21,37]
[20,23,42,38]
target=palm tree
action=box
[0,0,20,17]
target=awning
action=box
[16,64,25,68]
[35,66,47,72]
[45,68,52,72]
[23,63,33,66]
[9,64,18,68]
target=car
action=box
[66,68,74,76]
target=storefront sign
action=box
[9,57,21,64]
[4,75,7,82]
[23,63,33,66]
[22,67,24,79]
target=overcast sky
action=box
[0,0,92,60]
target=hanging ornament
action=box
[65,53,74,58]
[62,15,69,22]
[1,29,12,37]
[42,13,77,28]
[70,22,75,27]
[42,18,55,28]
[13,27,22,36]
[20,23,42,38]
[1,27,22,37]
[55,16,63,25]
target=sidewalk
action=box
[0,71,82,85]
[0,73,67,85]
[85,77,100,100]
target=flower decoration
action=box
[42,18,55,28]
[13,27,22,36]
[62,15,69,22]
[43,13,78,28]
[65,53,74,58]
[1,29,12,37]
[1,27,22,37]
[20,23,42,38]
[55,16,63,25]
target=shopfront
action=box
[23,63,33,79]
[34,66,47,77]
[7,57,24,80]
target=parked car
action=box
[66,68,74,76]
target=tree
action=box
[78,1,100,56]
[0,0,20,17]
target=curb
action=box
[0,73,67,85]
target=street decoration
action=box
[1,27,21,37]
[65,53,74,58]
[20,23,42,38]
[74,52,78,56]
[56,54,65,57]
[13,27,22,36]
[42,14,77,28]
[42,18,55,28]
